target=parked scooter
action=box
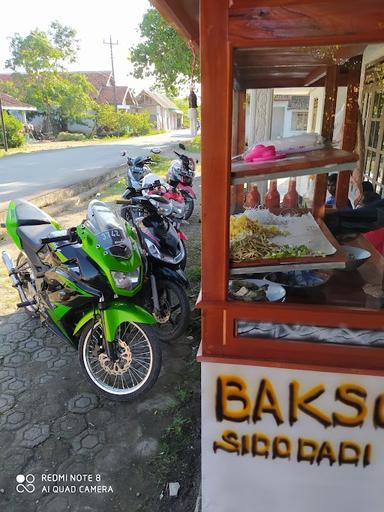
[141,173,187,233]
[122,175,188,268]
[122,148,161,190]
[118,195,191,341]
[1,199,161,401]
[167,145,197,220]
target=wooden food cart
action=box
[152,1,384,510]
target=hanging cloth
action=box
[188,41,198,137]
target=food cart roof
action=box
[150,0,384,88]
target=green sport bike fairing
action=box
[2,199,161,401]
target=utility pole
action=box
[103,36,119,112]
[0,97,8,152]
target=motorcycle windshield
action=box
[86,201,133,259]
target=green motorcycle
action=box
[1,199,161,401]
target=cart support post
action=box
[233,89,247,211]
[336,56,362,207]
[313,65,338,217]
[200,0,232,352]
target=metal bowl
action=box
[341,245,371,271]
[265,270,332,289]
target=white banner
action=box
[202,362,384,512]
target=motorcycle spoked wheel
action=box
[183,194,194,220]
[153,279,191,342]
[15,252,39,316]
[79,320,161,401]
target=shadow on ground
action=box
[0,308,201,512]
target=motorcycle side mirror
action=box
[179,143,186,150]
[150,147,161,154]
[121,151,126,156]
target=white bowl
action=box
[229,279,286,302]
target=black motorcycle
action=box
[122,179,188,270]
[118,195,191,342]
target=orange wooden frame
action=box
[199,0,384,375]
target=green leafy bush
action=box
[122,112,151,136]
[95,105,151,137]
[56,131,86,141]
[0,112,25,148]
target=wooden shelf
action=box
[231,148,358,185]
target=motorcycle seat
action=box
[14,200,53,226]
[17,224,54,253]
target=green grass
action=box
[0,130,166,159]
[184,134,201,153]
[146,155,172,177]
[187,265,201,285]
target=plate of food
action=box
[229,279,286,302]
[264,270,332,289]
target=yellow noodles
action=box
[230,214,284,241]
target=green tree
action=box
[3,22,96,131]
[130,9,199,96]
[173,97,190,127]
[0,111,25,148]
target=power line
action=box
[103,36,118,112]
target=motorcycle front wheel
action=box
[183,194,194,220]
[154,279,191,341]
[79,320,161,401]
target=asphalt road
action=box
[0,129,191,205]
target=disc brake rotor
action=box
[153,307,171,324]
[98,340,133,376]
[153,292,172,324]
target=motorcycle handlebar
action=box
[41,233,71,244]
[41,227,78,245]
[116,199,132,205]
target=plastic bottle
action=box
[283,178,299,208]
[264,180,280,209]
[244,185,261,208]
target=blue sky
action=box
[0,0,153,91]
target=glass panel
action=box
[368,121,380,147]
[291,112,308,131]
[236,320,384,347]
[372,92,382,118]
[378,153,384,188]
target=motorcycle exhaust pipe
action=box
[2,251,21,287]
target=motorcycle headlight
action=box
[145,239,162,259]
[173,204,185,216]
[111,269,140,289]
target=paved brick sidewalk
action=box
[0,176,202,512]
[0,307,199,512]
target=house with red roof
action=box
[0,71,137,112]
[76,71,137,111]
[0,92,37,124]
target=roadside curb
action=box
[0,164,126,221]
